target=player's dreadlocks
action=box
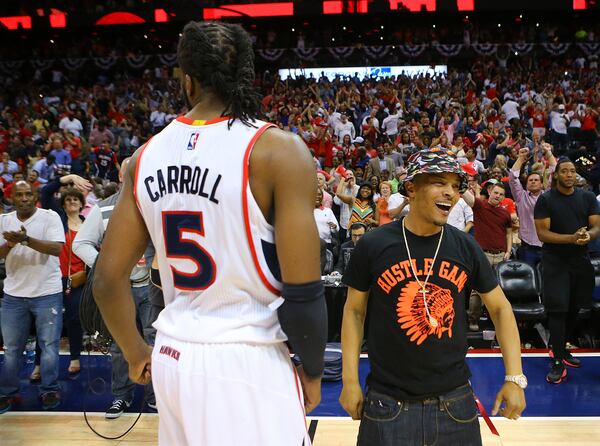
[177,21,262,128]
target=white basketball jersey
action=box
[134,116,286,344]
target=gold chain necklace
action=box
[401,219,444,328]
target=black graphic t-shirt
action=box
[343,218,497,400]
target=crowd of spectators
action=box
[0,17,600,412]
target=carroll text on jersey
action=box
[144,165,222,204]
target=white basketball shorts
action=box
[152,332,311,446]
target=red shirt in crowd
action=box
[472,198,512,252]
[60,229,86,278]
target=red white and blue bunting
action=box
[398,43,428,58]
[328,46,355,59]
[293,47,321,60]
[541,42,571,56]
[125,54,151,69]
[257,48,286,61]
[509,43,535,55]
[363,45,392,59]
[1,42,597,74]
[471,43,498,56]
[577,42,600,56]
[433,44,464,57]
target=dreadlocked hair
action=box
[177,21,262,128]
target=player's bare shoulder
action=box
[248,125,316,220]
[251,125,314,173]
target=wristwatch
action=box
[505,374,528,389]
[21,235,30,246]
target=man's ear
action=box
[184,74,197,100]
[404,180,416,199]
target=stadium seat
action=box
[496,260,546,321]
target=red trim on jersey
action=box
[133,138,153,212]
[175,116,231,125]
[241,123,280,296]
[292,364,309,432]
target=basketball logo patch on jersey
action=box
[187,131,201,150]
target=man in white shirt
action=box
[447,197,474,232]
[388,192,410,220]
[149,106,167,132]
[381,108,402,140]
[549,104,570,153]
[314,189,339,244]
[0,182,65,413]
[334,113,355,141]
[333,170,359,241]
[501,97,521,125]
[361,109,379,133]
[58,112,84,137]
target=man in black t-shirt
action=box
[340,149,526,446]
[534,158,600,384]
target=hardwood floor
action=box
[1,414,599,445]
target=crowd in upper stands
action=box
[0,18,599,412]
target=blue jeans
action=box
[358,384,482,446]
[110,285,154,403]
[517,242,542,268]
[0,293,63,396]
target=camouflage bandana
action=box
[399,148,468,196]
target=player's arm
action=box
[253,129,326,412]
[339,286,369,419]
[92,149,151,382]
[479,285,526,419]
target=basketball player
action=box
[93,21,326,446]
[339,149,526,445]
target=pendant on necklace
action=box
[429,317,438,328]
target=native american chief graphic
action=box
[397,280,455,345]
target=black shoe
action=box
[549,350,581,368]
[105,399,132,419]
[546,359,567,384]
[41,391,61,410]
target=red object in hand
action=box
[336,164,347,178]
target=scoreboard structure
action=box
[0,0,596,31]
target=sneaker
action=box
[546,359,567,384]
[105,399,132,419]
[549,350,581,368]
[146,401,157,412]
[469,322,479,332]
[41,391,61,410]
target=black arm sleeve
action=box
[278,280,327,378]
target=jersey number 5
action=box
[162,211,216,290]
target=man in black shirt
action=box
[534,158,600,384]
[332,222,367,276]
[340,149,526,446]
